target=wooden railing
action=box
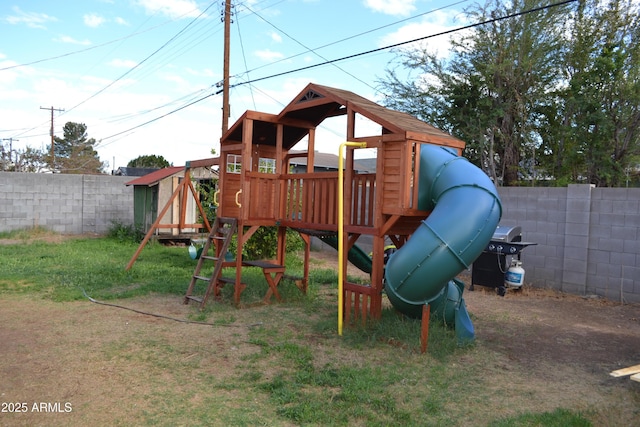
[244,171,377,230]
[281,172,338,230]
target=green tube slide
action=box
[384,145,502,343]
[318,235,372,274]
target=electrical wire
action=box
[234,6,256,110]
[99,90,218,145]
[7,2,220,141]
[239,3,378,94]
[2,0,476,141]
[233,0,471,80]
[99,0,577,144]
[11,0,578,146]
[62,2,219,117]
[224,0,579,92]
[0,6,205,72]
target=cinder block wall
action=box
[1,174,639,302]
[0,172,133,234]
[497,184,640,303]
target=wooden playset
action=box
[124,83,504,349]
[178,83,470,325]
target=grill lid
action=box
[492,225,522,242]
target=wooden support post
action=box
[420,304,431,354]
[300,232,310,293]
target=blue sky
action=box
[0,0,470,171]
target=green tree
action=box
[18,147,48,172]
[380,0,566,186]
[127,154,171,168]
[1,143,48,172]
[543,0,640,187]
[51,122,105,174]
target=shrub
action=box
[107,221,144,243]
[228,226,305,260]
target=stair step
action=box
[218,277,236,284]
[184,295,203,303]
[201,255,219,261]
[194,275,211,282]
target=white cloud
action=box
[185,67,217,78]
[108,58,139,68]
[269,32,282,43]
[378,10,462,58]
[363,0,416,17]
[135,0,204,19]
[84,14,105,28]
[255,49,284,61]
[5,6,57,29]
[114,17,129,26]
[55,35,92,46]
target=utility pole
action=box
[221,0,231,135]
[40,106,65,171]
[1,137,18,170]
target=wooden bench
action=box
[243,260,286,303]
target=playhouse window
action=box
[226,154,242,174]
[258,157,276,174]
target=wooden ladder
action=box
[184,217,237,309]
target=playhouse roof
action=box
[221,83,465,150]
[125,166,183,186]
[280,83,465,147]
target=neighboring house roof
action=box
[355,158,377,172]
[125,166,183,186]
[289,151,373,172]
[114,167,160,176]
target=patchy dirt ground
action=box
[1,248,639,425]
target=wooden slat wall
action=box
[382,143,404,213]
[246,172,278,219]
[281,172,338,228]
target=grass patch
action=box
[0,237,194,301]
[0,233,625,426]
[489,408,592,426]
[0,225,58,240]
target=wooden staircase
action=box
[184,217,237,309]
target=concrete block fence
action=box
[1,173,638,302]
[498,184,640,303]
[0,172,133,235]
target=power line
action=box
[239,3,378,94]
[61,2,218,118]
[94,0,579,145]
[99,91,218,145]
[223,0,579,92]
[234,0,471,79]
[0,6,207,72]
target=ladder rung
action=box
[184,295,203,303]
[201,255,219,261]
[218,277,236,284]
[210,235,226,240]
[194,275,211,281]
